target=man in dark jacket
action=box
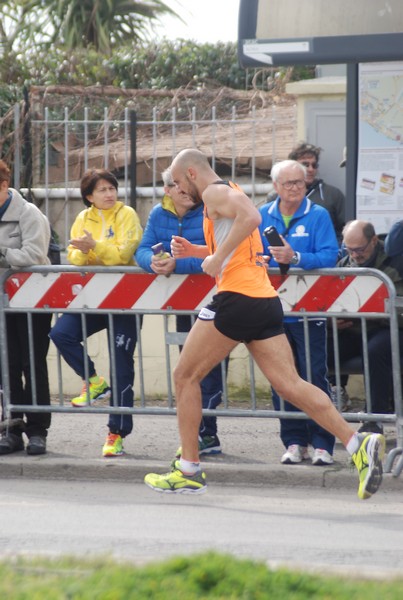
[328,220,403,433]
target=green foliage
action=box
[0,552,402,599]
[0,0,176,55]
[0,35,315,94]
[6,40,251,90]
[40,0,176,54]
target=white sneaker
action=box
[330,386,352,411]
[312,448,334,466]
[281,444,310,464]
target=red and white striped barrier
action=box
[4,270,392,313]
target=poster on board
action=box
[356,61,403,234]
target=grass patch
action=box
[0,552,402,599]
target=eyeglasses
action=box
[300,161,318,169]
[279,179,306,190]
[343,239,372,255]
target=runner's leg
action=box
[247,334,354,447]
[174,318,237,462]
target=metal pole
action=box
[346,63,359,221]
[129,110,137,210]
[13,104,20,190]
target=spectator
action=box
[327,220,403,434]
[135,167,226,455]
[268,142,345,240]
[385,220,403,257]
[49,168,143,457]
[259,159,339,466]
[0,159,52,455]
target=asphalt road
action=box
[1,477,402,578]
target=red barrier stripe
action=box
[161,274,216,309]
[5,272,31,299]
[268,273,288,291]
[34,273,95,308]
[98,273,158,309]
[292,275,355,312]
[358,283,389,313]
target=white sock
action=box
[179,457,200,475]
[346,432,360,456]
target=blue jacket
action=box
[135,194,205,274]
[258,197,339,270]
[385,220,403,257]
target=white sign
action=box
[356,61,403,233]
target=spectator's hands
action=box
[150,255,176,275]
[336,319,353,329]
[69,229,96,254]
[268,237,294,264]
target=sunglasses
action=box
[300,161,318,169]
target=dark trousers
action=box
[327,326,403,414]
[1,313,52,438]
[50,313,139,438]
[272,320,335,454]
[176,315,228,437]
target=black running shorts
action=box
[198,292,284,343]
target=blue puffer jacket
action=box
[135,195,205,274]
[258,196,339,270]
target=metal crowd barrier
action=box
[0,265,402,477]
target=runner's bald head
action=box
[171,149,210,173]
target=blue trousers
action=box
[50,313,139,438]
[176,315,228,437]
[272,320,335,454]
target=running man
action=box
[144,149,385,500]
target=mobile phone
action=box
[151,242,170,258]
[262,226,289,275]
[263,226,284,247]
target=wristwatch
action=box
[290,252,299,265]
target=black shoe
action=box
[26,436,47,456]
[357,421,384,435]
[0,433,25,455]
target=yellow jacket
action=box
[68,201,143,266]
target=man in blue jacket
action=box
[135,167,227,455]
[259,159,339,466]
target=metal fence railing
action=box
[1,266,402,476]
[10,103,296,247]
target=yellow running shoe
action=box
[144,460,207,494]
[352,433,385,500]
[102,433,124,457]
[71,377,111,407]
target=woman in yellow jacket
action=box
[50,168,143,457]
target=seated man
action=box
[327,220,403,433]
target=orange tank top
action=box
[203,181,277,298]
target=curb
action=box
[1,456,403,495]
